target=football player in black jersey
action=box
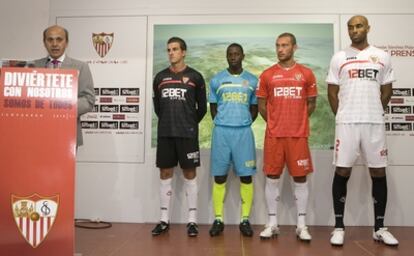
[152,37,207,237]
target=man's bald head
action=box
[43,25,69,42]
[43,25,69,59]
[347,15,369,27]
[347,15,370,49]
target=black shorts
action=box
[156,137,200,169]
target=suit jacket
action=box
[33,56,95,146]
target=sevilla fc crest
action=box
[11,194,59,248]
[369,55,379,64]
[294,73,303,81]
[92,32,114,58]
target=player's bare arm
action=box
[257,98,267,121]
[380,83,393,111]
[210,103,218,119]
[307,97,317,117]
[327,84,340,115]
[250,104,258,122]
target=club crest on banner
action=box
[92,32,114,58]
[11,194,59,248]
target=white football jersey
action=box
[326,46,395,123]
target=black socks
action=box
[332,173,350,228]
[372,176,387,231]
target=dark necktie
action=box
[51,59,60,69]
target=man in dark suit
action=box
[34,25,95,147]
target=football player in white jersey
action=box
[326,15,398,246]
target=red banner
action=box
[0,67,78,256]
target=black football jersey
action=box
[153,66,207,138]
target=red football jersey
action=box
[256,63,317,137]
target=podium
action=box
[0,66,78,256]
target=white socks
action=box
[159,177,198,224]
[265,177,280,227]
[184,177,198,223]
[294,181,309,228]
[265,178,309,228]
[159,178,172,223]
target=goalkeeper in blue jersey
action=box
[209,43,258,237]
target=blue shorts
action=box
[210,125,256,177]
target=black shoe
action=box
[239,219,253,237]
[209,219,224,237]
[152,221,169,236]
[187,222,199,237]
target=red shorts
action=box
[263,137,313,177]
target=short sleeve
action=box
[305,69,318,97]
[209,76,218,103]
[249,75,258,104]
[326,54,340,85]
[380,53,396,85]
[256,72,269,98]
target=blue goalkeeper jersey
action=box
[209,69,258,127]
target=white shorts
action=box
[333,123,387,168]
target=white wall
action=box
[49,0,414,15]
[0,0,49,60]
[2,0,414,227]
